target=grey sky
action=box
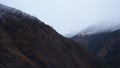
[1,0,120,35]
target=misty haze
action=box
[0,0,120,68]
[1,0,120,35]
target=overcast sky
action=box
[1,0,120,35]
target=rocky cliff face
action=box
[72,28,120,68]
[0,4,108,68]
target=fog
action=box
[1,0,120,35]
[79,20,120,35]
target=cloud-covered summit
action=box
[79,21,120,35]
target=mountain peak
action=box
[0,4,108,68]
[79,21,120,35]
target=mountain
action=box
[64,32,77,38]
[72,23,120,68]
[0,4,109,68]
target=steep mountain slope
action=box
[72,24,120,68]
[0,4,108,68]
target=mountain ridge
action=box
[0,4,109,68]
[78,22,120,35]
[72,23,120,68]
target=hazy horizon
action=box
[1,0,120,35]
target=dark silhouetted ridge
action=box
[0,4,109,68]
[72,26,120,68]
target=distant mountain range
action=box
[0,4,109,68]
[72,22,120,68]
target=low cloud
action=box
[80,20,120,35]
